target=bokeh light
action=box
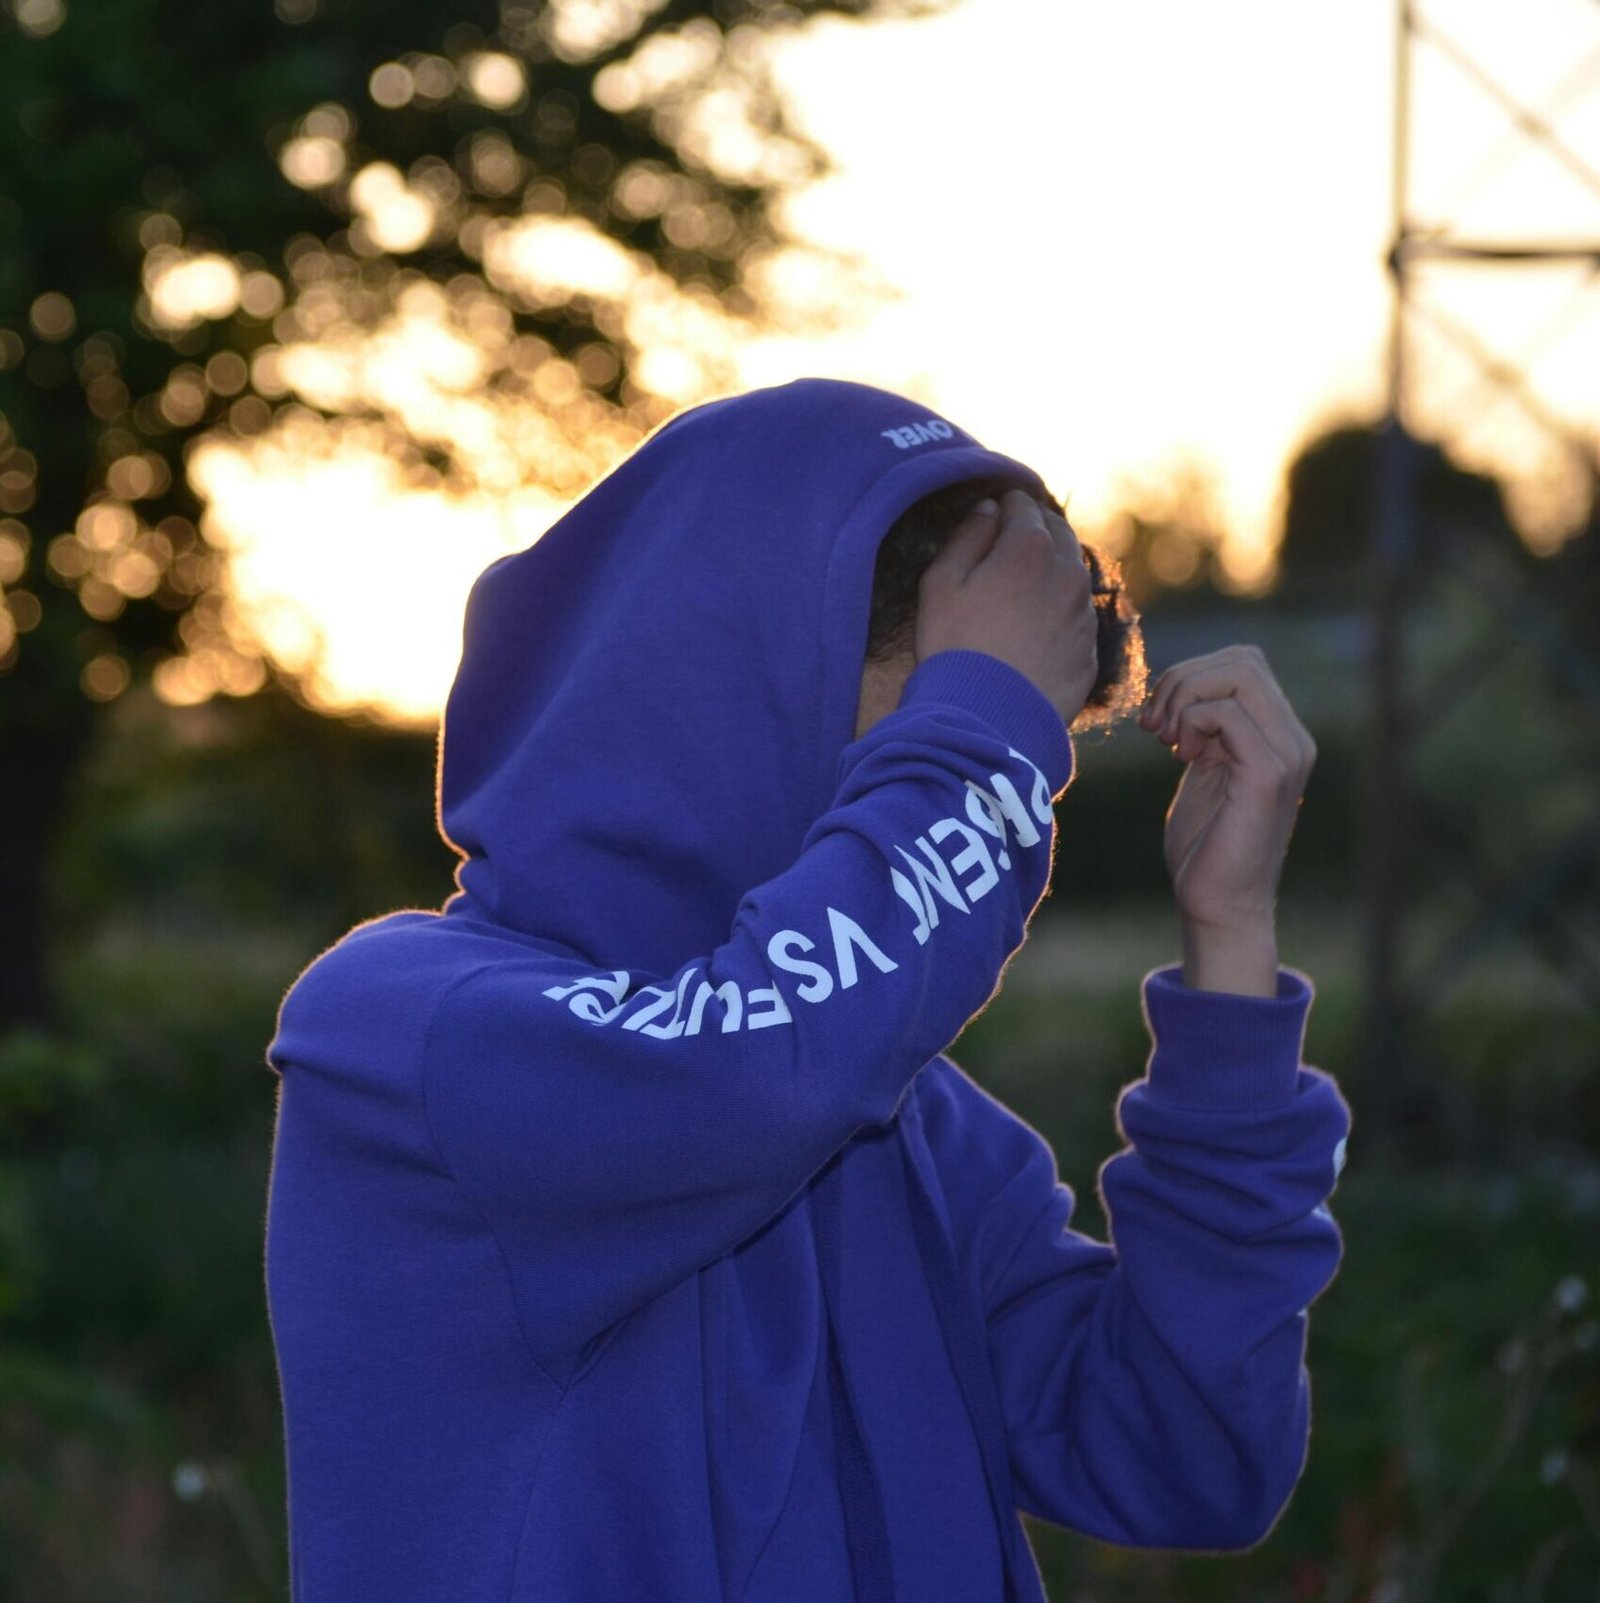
[28,291,75,341]
[143,250,242,329]
[80,652,132,701]
[279,136,347,189]
[14,0,65,39]
[88,0,1594,725]
[461,51,527,110]
[348,163,437,254]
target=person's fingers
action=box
[922,496,1001,582]
[1170,695,1293,790]
[1040,504,1087,568]
[1139,645,1315,775]
[1041,506,1100,625]
[993,490,1093,609]
[1143,646,1286,732]
[989,487,1056,562]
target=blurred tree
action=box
[1090,456,1237,613]
[0,0,945,1028]
[1532,485,1600,664]
[1272,419,1554,608]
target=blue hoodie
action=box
[263,376,1353,1602]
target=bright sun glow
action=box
[188,434,569,721]
[178,0,1600,725]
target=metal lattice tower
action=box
[1363,0,1600,1155]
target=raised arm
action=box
[420,648,1074,1375]
[910,966,1352,1551]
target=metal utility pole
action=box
[1364,0,1600,1159]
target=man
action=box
[263,376,1351,1601]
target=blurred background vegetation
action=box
[2,0,1598,1598]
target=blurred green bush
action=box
[2,654,1595,1600]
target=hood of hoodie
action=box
[436,375,1053,971]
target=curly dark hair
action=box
[866,473,1148,734]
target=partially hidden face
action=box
[854,489,1143,741]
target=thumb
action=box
[923,497,1000,584]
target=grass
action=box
[2,896,1596,1601]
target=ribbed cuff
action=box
[1139,962,1314,1110]
[899,649,1075,796]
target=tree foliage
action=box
[0,0,952,706]
[0,0,942,1023]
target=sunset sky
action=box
[190,0,1600,723]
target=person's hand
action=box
[1137,645,1316,946]
[914,487,1098,728]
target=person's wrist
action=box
[900,649,1074,797]
[1178,915,1279,998]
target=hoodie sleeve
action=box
[419,648,1074,1376]
[913,964,1351,1552]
